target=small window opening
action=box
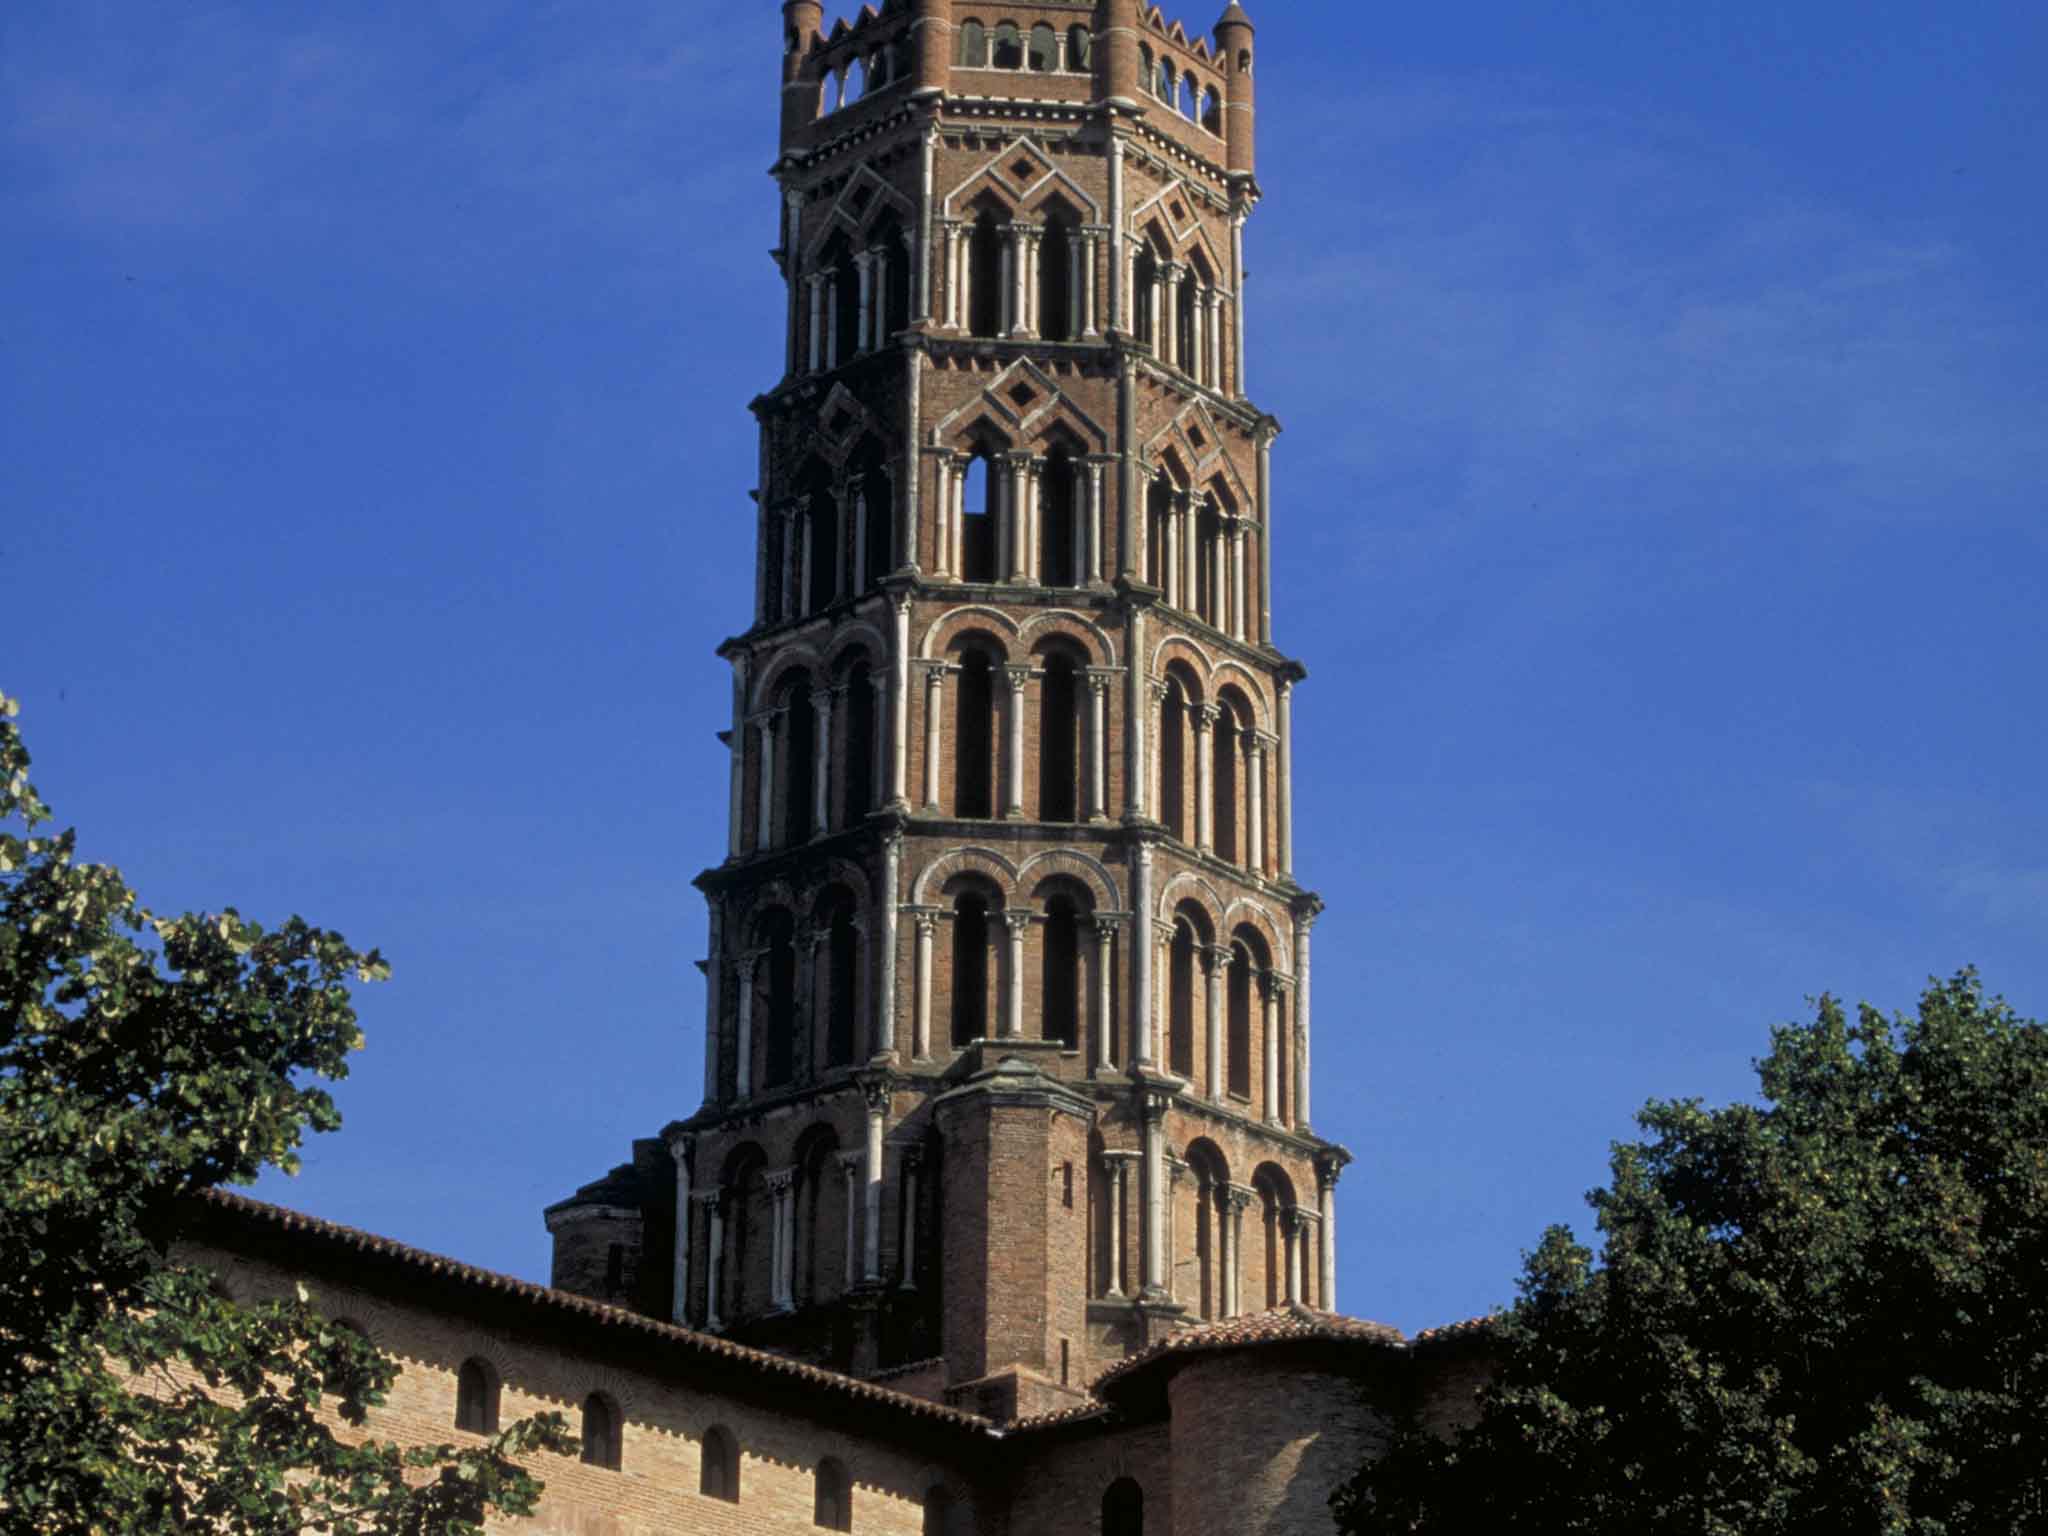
[701,1425,741,1502]
[580,1393,620,1470]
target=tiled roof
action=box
[1008,1398,1114,1433]
[1412,1314,1500,1345]
[1090,1303,1406,1395]
[189,1190,990,1432]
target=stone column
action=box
[850,486,869,592]
[806,274,826,372]
[1210,518,1228,631]
[1317,1158,1341,1310]
[891,593,911,805]
[1002,664,1030,818]
[767,1167,797,1309]
[1081,231,1102,336]
[667,1137,693,1324]
[1179,493,1199,614]
[702,901,724,1102]
[1193,705,1217,852]
[1262,976,1282,1125]
[1232,210,1248,394]
[854,250,875,354]
[1141,1096,1168,1297]
[1189,283,1206,384]
[1153,921,1174,1070]
[1277,680,1295,876]
[1144,254,1161,350]
[1160,263,1183,368]
[1065,228,1084,337]
[899,1146,923,1287]
[838,1151,862,1291]
[1230,522,1248,641]
[941,220,962,329]
[727,658,748,857]
[1103,1150,1137,1296]
[1007,456,1032,578]
[862,1082,887,1283]
[913,912,937,1059]
[1092,917,1117,1070]
[1147,679,1169,828]
[1282,1208,1301,1304]
[733,950,760,1099]
[1003,225,1027,336]
[1002,911,1029,1039]
[1224,1186,1253,1318]
[753,712,778,849]
[1203,946,1227,1099]
[1247,735,1268,874]
[876,839,900,1058]
[780,508,801,619]
[1294,909,1315,1130]
[1131,843,1155,1065]
[1086,459,1106,582]
[1161,496,1182,608]
[697,1190,726,1331]
[1206,290,1224,386]
[1085,671,1110,821]
[810,686,834,836]
[921,663,946,809]
[825,279,841,371]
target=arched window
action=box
[1103,1477,1144,1536]
[454,1358,499,1435]
[956,18,988,67]
[844,658,876,821]
[822,894,859,1070]
[1159,674,1189,840]
[954,646,995,817]
[1133,246,1159,347]
[1037,649,1080,821]
[580,1393,620,1470]
[781,678,817,847]
[968,209,1005,338]
[951,892,990,1045]
[1039,446,1078,586]
[1037,209,1075,342]
[831,237,861,367]
[807,487,839,615]
[1179,73,1198,120]
[960,452,997,583]
[1066,26,1092,71]
[1145,473,1171,589]
[991,21,1023,69]
[1157,58,1175,101]
[760,909,798,1089]
[1027,23,1056,71]
[1168,919,1197,1079]
[1201,85,1222,132]
[1227,939,1255,1098]
[1041,892,1082,1047]
[1213,698,1239,864]
[814,1457,852,1530]
[700,1425,741,1501]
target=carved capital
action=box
[1002,910,1033,938]
[764,1166,799,1196]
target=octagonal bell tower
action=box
[548,0,1347,1424]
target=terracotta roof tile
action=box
[190,1190,991,1432]
[1089,1302,1406,1394]
[1412,1314,1500,1344]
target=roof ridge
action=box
[189,1190,992,1431]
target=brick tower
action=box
[546,0,1347,1422]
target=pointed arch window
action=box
[968,210,1005,338]
[1039,446,1079,587]
[960,452,997,583]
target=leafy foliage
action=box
[1337,972,2048,1535]
[0,692,571,1532]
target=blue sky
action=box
[5,0,2044,1335]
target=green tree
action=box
[0,692,571,1532]
[1337,973,2048,1536]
